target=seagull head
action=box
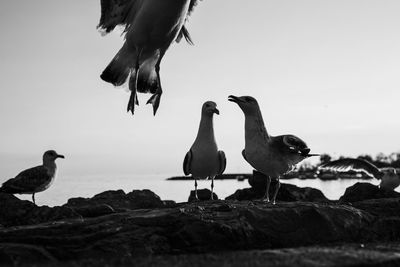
[282,135,319,159]
[43,150,65,162]
[382,167,397,175]
[228,95,260,116]
[202,101,219,117]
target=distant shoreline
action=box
[166,172,374,181]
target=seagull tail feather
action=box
[100,43,134,87]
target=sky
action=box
[0,0,399,179]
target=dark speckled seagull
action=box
[183,101,226,200]
[319,158,400,190]
[0,150,65,204]
[228,95,318,204]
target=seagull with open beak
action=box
[183,101,226,200]
[228,95,318,204]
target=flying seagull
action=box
[0,150,65,204]
[228,95,318,204]
[98,0,201,115]
[183,101,226,200]
[318,158,400,190]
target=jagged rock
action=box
[226,183,328,202]
[65,189,169,211]
[0,193,81,227]
[188,189,218,202]
[339,183,400,203]
[227,171,328,202]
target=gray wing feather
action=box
[183,149,192,176]
[176,25,194,45]
[1,166,50,193]
[318,158,383,179]
[218,151,226,175]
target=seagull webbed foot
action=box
[127,91,139,115]
[146,93,161,116]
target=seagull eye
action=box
[244,97,252,102]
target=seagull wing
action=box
[97,0,143,34]
[176,0,200,44]
[183,149,193,176]
[318,158,383,179]
[218,151,226,175]
[1,166,50,193]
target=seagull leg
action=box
[32,193,36,205]
[194,178,199,201]
[262,176,271,202]
[210,176,215,200]
[272,178,281,205]
[127,48,143,114]
[146,50,165,115]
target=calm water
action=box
[11,174,392,207]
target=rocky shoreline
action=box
[1,171,400,266]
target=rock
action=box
[0,201,381,264]
[278,183,329,202]
[0,193,81,227]
[339,183,400,203]
[226,183,328,202]
[65,189,168,211]
[71,204,115,218]
[188,189,218,202]
[225,188,259,201]
[228,170,328,202]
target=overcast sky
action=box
[0,0,399,179]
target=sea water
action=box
[11,174,387,207]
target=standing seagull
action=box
[0,150,64,204]
[183,101,226,200]
[228,95,318,204]
[98,0,201,115]
[319,158,400,190]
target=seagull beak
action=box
[228,95,243,103]
[300,148,319,157]
[213,108,220,115]
[300,148,310,156]
[57,154,65,159]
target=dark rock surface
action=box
[2,198,400,264]
[65,189,175,212]
[5,243,400,267]
[226,171,329,202]
[1,183,400,266]
[188,189,218,202]
[339,182,400,203]
[0,193,81,227]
